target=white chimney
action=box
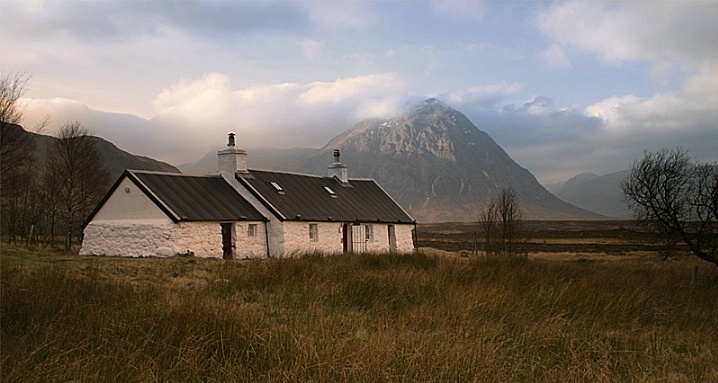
[218,133,248,176]
[328,149,348,184]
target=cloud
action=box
[439,82,523,108]
[538,2,718,64]
[142,73,409,160]
[2,0,308,42]
[154,73,233,122]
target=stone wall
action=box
[394,224,415,253]
[282,221,344,255]
[232,221,268,258]
[80,220,267,258]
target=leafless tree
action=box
[0,72,28,125]
[621,148,718,266]
[478,188,528,258]
[45,122,110,246]
[1,73,37,243]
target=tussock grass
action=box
[2,247,717,382]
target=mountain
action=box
[544,172,598,195]
[551,170,631,219]
[2,124,179,182]
[296,99,604,222]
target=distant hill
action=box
[178,147,314,175]
[2,124,179,182]
[551,170,631,219]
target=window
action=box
[365,225,374,242]
[323,186,336,197]
[270,181,285,194]
[309,224,319,242]
[247,224,257,237]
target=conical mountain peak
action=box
[298,98,602,221]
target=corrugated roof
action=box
[238,170,414,223]
[131,171,266,222]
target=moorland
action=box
[2,221,717,382]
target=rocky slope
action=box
[297,99,604,222]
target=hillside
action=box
[551,171,631,219]
[2,123,179,182]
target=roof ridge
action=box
[248,168,375,182]
[128,169,221,178]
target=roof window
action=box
[270,181,285,194]
[323,186,337,198]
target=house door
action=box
[388,225,397,252]
[221,223,234,259]
[342,223,351,253]
[352,224,366,253]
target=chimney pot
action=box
[328,149,348,184]
[228,133,236,147]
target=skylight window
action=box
[270,181,285,194]
[323,186,336,197]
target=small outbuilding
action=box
[80,134,415,258]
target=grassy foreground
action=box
[2,246,717,382]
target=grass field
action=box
[2,221,717,382]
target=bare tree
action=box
[1,73,37,243]
[478,188,528,258]
[0,72,28,125]
[45,122,110,247]
[621,148,718,266]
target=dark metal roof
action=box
[130,171,266,222]
[238,170,414,223]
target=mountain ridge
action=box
[551,170,631,219]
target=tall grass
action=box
[2,248,716,382]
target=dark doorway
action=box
[343,223,351,253]
[388,225,397,252]
[221,223,234,259]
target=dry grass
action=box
[2,242,717,382]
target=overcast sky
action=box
[2,0,717,184]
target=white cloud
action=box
[154,73,233,122]
[538,2,718,64]
[440,82,523,108]
[298,74,404,106]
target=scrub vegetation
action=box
[2,225,717,382]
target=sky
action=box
[2,0,717,184]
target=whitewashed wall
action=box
[283,221,344,255]
[233,222,268,258]
[280,221,415,256]
[93,177,168,221]
[80,222,176,257]
[394,224,415,253]
[357,224,415,253]
[81,220,266,258]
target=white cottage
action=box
[80,134,415,258]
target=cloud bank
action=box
[7,1,718,184]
